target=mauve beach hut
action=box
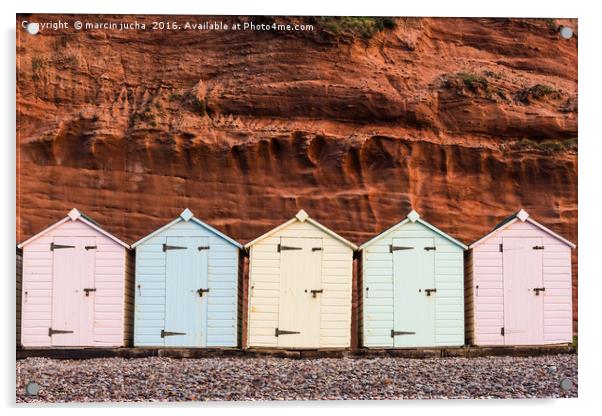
[17,208,132,348]
[359,210,467,348]
[131,209,243,348]
[466,209,575,346]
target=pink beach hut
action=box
[17,209,132,348]
[466,209,575,346]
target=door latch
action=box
[161,330,186,338]
[310,289,323,298]
[85,245,97,250]
[50,242,74,251]
[197,288,210,297]
[83,288,96,296]
[48,328,74,336]
[312,247,323,251]
[532,245,545,250]
[163,244,187,251]
[533,287,546,295]
[425,288,437,296]
[424,246,437,251]
[391,330,416,337]
[198,246,210,251]
[275,328,301,337]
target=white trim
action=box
[359,212,467,250]
[469,213,576,249]
[17,210,129,249]
[130,211,242,249]
[244,213,357,250]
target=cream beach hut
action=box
[466,209,575,346]
[17,209,132,348]
[245,209,357,349]
[359,210,467,348]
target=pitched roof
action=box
[17,208,129,249]
[359,210,467,250]
[131,208,242,249]
[244,209,358,250]
[469,209,576,249]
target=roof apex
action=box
[516,209,529,222]
[67,208,81,221]
[407,210,420,222]
[180,208,194,222]
[295,209,309,222]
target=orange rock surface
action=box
[17,15,578,331]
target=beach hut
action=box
[466,209,575,346]
[245,209,357,349]
[131,208,243,347]
[359,210,467,348]
[17,208,131,348]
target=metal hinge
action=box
[391,329,416,337]
[390,245,414,253]
[275,328,300,337]
[310,289,323,298]
[83,288,97,296]
[85,245,97,250]
[50,243,74,251]
[533,287,546,295]
[425,288,437,296]
[278,244,302,252]
[198,246,210,251]
[197,288,210,297]
[424,246,437,251]
[533,245,545,250]
[161,330,186,338]
[312,247,323,251]
[48,328,74,336]
[501,327,505,336]
[499,243,503,252]
[163,244,187,251]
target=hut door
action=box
[277,237,322,348]
[392,237,436,347]
[164,236,209,347]
[502,237,544,345]
[51,237,96,346]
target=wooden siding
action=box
[20,219,127,347]
[247,220,354,349]
[362,220,464,348]
[470,220,573,346]
[134,220,239,347]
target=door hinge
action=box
[499,243,503,252]
[390,245,414,253]
[425,288,437,296]
[83,288,97,296]
[391,329,416,337]
[310,289,323,298]
[312,247,323,251]
[275,328,300,337]
[197,288,210,297]
[533,287,546,295]
[48,328,74,336]
[424,246,437,251]
[533,245,545,250]
[161,330,186,338]
[163,244,187,251]
[198,246,210,251]
[84,245,97,250]
[501,327,505,336]
[50,242,74,251]
[278,244,302,252]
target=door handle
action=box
[197,288,210,297]
[425,288,437,296]
[83,288,96,296]
[533,287,546,295]
[310,289,323,298]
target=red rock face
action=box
[17,16,578,333]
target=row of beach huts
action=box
[17,207,575,350]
